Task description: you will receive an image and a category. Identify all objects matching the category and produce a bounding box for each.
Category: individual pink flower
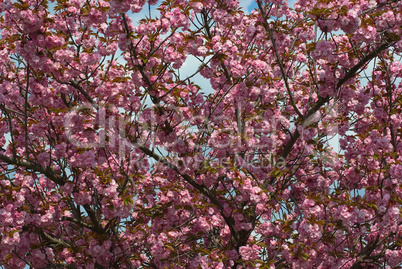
[340,9,361,34]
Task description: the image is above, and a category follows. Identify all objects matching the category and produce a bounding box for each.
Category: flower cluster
[0,0,401,268]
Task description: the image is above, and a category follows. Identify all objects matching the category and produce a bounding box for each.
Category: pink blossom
[340,9,361,34]
[0,1,400,268]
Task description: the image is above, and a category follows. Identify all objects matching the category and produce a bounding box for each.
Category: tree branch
[280,39,395,160]
[257,0,303,118]
[0,154,66,185]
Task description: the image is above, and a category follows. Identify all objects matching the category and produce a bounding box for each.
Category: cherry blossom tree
[0,0,401,268]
